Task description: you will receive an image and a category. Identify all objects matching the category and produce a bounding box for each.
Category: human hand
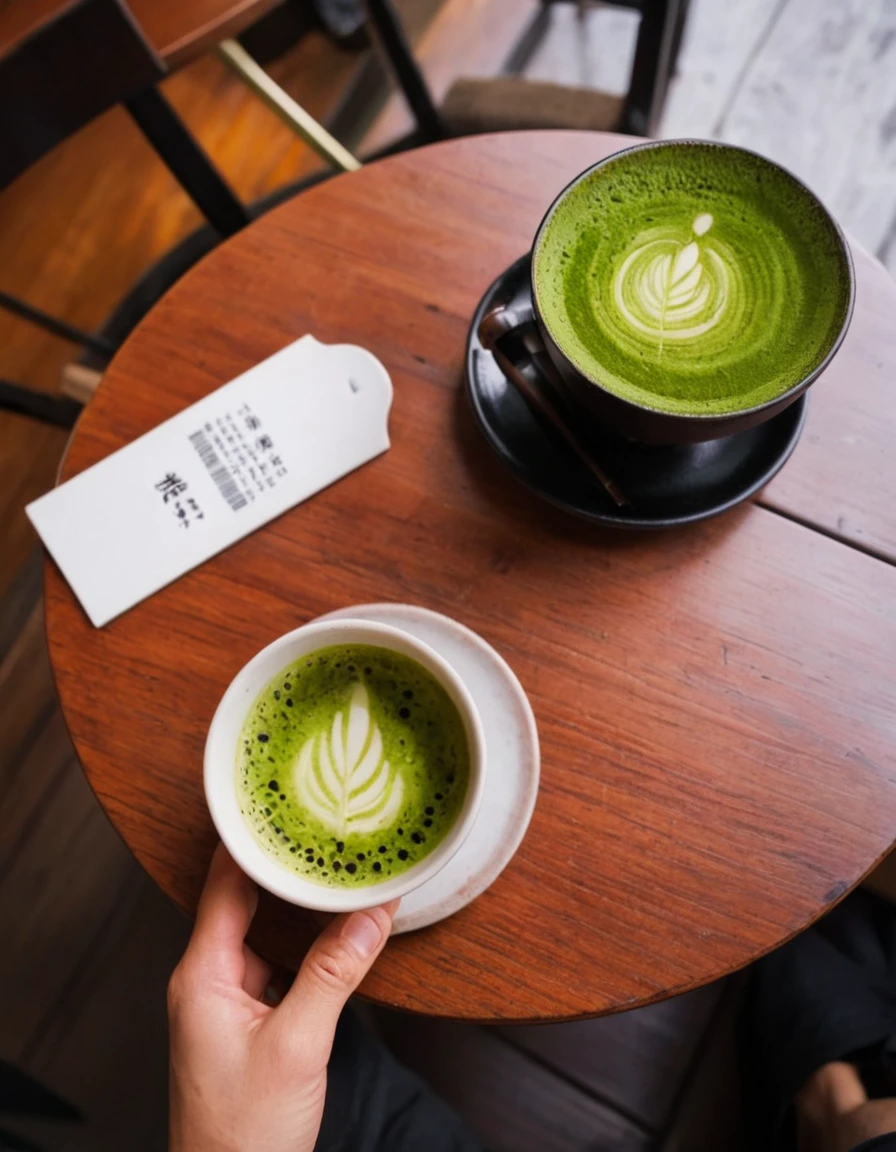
[168,844,398,1152]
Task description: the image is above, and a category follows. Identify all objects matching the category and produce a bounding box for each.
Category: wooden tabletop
[44,131,896,1022]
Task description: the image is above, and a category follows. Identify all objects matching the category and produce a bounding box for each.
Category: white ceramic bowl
[204,617,486,912]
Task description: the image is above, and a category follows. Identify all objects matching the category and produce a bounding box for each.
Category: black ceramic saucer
[465,255,807,529]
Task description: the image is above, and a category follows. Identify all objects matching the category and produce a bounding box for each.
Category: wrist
[170,1105,240,1152]
[170,1125,236,1152]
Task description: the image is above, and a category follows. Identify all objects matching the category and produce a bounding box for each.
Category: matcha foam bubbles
[237,644,470,888]
[533,142,852,416]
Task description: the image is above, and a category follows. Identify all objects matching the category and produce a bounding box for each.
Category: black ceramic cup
[486,140,855,446]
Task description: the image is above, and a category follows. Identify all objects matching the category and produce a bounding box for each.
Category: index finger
[183,843,258,983]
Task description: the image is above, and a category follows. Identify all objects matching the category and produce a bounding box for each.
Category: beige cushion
[441,75,624,136]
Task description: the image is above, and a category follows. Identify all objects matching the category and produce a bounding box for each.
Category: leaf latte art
[238,644,470,888]
[294,684,404,836]
[612,214,730,351]
[533,142,853,415]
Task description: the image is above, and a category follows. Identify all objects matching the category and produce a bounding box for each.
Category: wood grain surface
[0,0,283,68]
[0,6,362,600]
[0,0,75,56]
[760,240,896,560]
[129,0,283,68]
[44,132,896,1021]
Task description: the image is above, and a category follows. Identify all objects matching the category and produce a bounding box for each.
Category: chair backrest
[0,0,165,190]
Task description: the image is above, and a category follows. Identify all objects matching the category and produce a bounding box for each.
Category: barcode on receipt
[189,430,247,511]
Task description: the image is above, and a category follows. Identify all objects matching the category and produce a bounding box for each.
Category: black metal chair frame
[1,0,689,430]
[365,0,689,143]
[0,0,252,428]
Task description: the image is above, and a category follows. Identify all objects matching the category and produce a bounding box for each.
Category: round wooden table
[45,131,896,1023]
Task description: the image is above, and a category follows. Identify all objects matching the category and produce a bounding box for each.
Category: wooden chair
[0,0,260,427]
[366,0,689,144]
[0,0,371,426]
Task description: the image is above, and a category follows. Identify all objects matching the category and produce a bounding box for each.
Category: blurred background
[2,1,893,1147]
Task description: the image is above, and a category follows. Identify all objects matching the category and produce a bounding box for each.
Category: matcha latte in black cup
[204,619,486,913]
[519,139,854,444]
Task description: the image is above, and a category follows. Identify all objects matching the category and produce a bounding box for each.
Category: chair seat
[441,76,624,136]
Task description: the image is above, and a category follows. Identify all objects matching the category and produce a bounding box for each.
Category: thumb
[274,901,398,1058]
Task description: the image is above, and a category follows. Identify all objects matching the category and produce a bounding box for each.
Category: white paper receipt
[27,336,393,627]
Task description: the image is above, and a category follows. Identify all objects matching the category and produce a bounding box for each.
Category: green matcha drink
[237,644,470,888]
[533,142,852,416]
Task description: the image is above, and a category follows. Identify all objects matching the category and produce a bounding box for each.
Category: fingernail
[341,911,385,960]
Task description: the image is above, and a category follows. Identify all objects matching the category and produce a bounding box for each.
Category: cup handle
[478,305,629,509]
